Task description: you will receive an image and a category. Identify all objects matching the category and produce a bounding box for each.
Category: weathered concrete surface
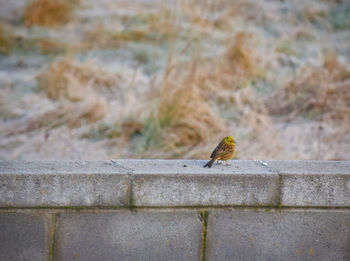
[55,210,203,261]
[0,160,132,175]
[281,174,350,207]
[0,160,130,207]
[207,209,350,261]
[266,160,350,175]
[113,159,273,175]
[133,174,279,207]
[1,160,350,207]
[116,159,280,207]
[0,160,349,261]
[0,212,50,261]
[266,161,350,207]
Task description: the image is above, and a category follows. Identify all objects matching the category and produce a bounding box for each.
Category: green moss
[128,179,136,210]
[49,214,57,261]
[200,211,208,261]
[277,173,283,209]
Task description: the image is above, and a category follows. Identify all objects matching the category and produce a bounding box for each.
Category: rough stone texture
[281,174,350,207]
[0,160,130,207]
[266,161,350,207]
[115,160,280,207]
[266,160,350,175]
[55,210,203,261]
[1,160,349,207]
[1,160,349,261]
[207,209,350,261]
[114,159,274,175]
[0,160,133,175]
[133,174,279,207]
[0,212,50,261]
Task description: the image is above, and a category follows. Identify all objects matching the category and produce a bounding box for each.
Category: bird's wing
[215,149,234,158]
[210,139,227,158]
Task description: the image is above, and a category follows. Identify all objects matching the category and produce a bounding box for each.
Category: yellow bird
[204,136,235,168]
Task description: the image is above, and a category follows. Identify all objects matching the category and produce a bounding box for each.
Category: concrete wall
[0,160,349,261]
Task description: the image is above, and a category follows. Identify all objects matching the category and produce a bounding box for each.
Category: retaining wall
[0,160,349,261]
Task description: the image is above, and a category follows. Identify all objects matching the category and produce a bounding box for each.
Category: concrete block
[113,159,275,175]
[0,160,132,175]
[133,174,279,207]
[0,160,131,207]
[207,209,350,261]
[125,160,279,207]
[281,174,350,207]
[266,161,350,207]
[55,210,202,261]
[0,212,50,261]
[265,160,350,175]
[1,160,350,208]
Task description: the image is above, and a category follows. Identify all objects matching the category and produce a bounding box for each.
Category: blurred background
[0,0,349,160]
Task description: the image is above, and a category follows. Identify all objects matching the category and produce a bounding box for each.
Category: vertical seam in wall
[257,161,283,208]
[200,210,208,261]
[278,171,283,208]
[48,213,57,261]
[272,165,283,209]
[128,175,135,209]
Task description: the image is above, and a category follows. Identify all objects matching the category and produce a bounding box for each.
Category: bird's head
[224,136,235,145]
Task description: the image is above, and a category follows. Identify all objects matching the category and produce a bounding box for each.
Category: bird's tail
[204,158,215,168]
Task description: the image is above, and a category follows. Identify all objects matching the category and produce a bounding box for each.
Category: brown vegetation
[148,31,261,150]
[37,58,116,101]
[36,38,67,54]
[0,25,13,54]
[23,0,80,28]
[267,52,350,123]
[157,62,227,147]
[6,97,107,137]
[193,32,261,95]
[1,0,349,160]
[27,58,119,131]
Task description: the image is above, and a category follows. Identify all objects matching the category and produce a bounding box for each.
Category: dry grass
[83,25,123,50]
[76,98,107,124]
[83,27,148,50]
[2,0,349,161]
[0,25,13,55]
[6,97,107,137]
[141,31,260,151]
[23,0,80,28]
[182,0,237,29]
[35,38,67,54]
[221,32,259,78]
[17,34,72,55]
[27,58,119,131]
[267,52,350,122]
[83,11,177,50]
[37,58,116,101]
[195,32,261,95]
[121,120,143,139]
[154,58,227,148]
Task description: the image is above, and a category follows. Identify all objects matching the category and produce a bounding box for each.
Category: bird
[203,136,235,168]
